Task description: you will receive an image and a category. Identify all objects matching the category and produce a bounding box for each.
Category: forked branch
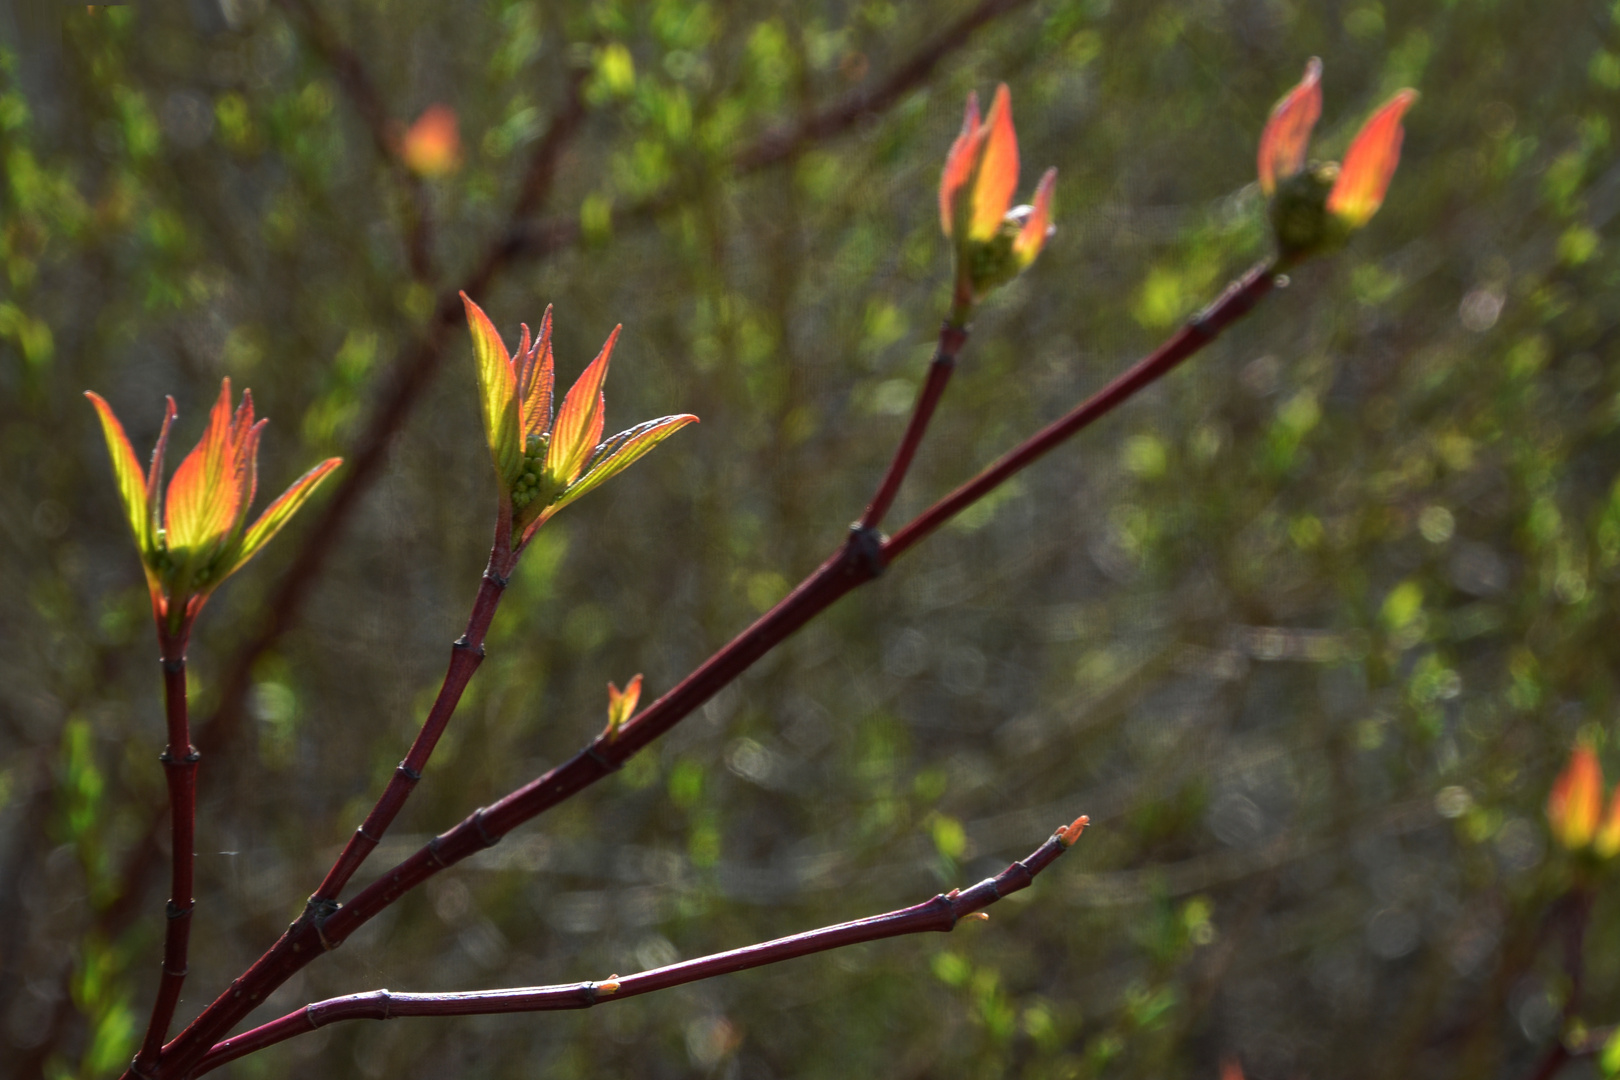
[153,260,1279,1077]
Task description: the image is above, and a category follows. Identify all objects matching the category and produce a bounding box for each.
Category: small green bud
[1269,163,1348,263]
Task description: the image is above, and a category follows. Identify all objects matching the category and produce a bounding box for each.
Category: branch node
[166,900,194,921]
[427,837,449,868]
[128,1055,158,1079]
[453,635,487,659]
[1184,309,1216,343]
[304,896,343,951]
[396,762,423,783]
[161,657,186,673]
[483,567,511,590]
[471,809,499,849]
[585,744,623,774]
[846,523,887,579]
[937,320,968,363]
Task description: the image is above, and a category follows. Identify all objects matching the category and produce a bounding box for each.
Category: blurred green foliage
[4,0,1620,1078]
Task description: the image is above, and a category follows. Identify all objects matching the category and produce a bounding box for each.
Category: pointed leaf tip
[531,413,697,532]
[940,90,984,237]
[1596,786,1620,859]
[1327,88,1417,229]
[1548,744,1603,850]
[166,379,250,554]
[969,83,1020,241]
[85,391,150,553]
[218,457,343,582]
[1057,814,1089,846]
[547,325,620,487]
[1258,57,1323,195]
[1013,167,1057,267]
[462,292,521,481]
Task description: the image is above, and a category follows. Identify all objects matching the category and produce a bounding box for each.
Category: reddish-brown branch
[151,263,1278,1077]
[312,532,516,904]
[884,260,1279,561]
[134,635,197,1074]
[196,819,1086,1074]
[860,322,969,531]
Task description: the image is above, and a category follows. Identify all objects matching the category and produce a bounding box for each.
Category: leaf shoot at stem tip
[460,293,698,553]
[85,381,341,644]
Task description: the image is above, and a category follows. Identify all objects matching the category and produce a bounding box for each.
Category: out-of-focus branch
[504,0,1040,260]
[270,0,436,279]
[195,818,1088,1074]
[734,0,1036,172]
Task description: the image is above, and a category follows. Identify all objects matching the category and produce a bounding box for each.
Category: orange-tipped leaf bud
[1548,744,1604,851]
[1326,89,1418,229]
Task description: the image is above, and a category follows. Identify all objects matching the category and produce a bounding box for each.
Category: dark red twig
[860,322,969,531]
[884,260,1279,561]
[196,818,1087,1073]
[133,631,197,1074]
[312,528,516,904]
[151,262,1278,1077]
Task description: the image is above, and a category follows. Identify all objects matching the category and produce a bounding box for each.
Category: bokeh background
[3,0,1620,1077]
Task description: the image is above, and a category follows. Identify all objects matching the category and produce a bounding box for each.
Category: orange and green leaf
[605,674,643,738]
[144,397,177,552]
[939,91,982,237]
[1012,167,1057,268]
[967,84,1018,242]
[219,457,343,580]
[400,104,462,178]
[461,292,522,483]
[1596,786,1620,859]
[1548,743,1604,850]
[85,391,151,552]
[546,325,619,487]
[536,413,698,528]
[166,380,262,555]
[1257,58,1322,196]
[1326,88,1417,229]
[515,306,555,444]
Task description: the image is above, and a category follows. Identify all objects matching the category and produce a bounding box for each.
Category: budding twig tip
[1057,814,1089,846]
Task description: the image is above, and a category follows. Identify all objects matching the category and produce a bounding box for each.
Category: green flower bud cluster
[963,215,1026,301]
[511,432,556,513]
[1269,163,1347,263]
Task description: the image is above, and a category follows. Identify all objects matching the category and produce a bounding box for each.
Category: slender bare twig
[883,261,1279,561]
[152,261,1280,1077]
[196,817,1088,1074]
[133,632,197,1074]
[860,322,969,531]
[311,523,516,905]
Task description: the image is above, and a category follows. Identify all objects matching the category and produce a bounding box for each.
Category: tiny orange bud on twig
[1056,814,1089,846]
